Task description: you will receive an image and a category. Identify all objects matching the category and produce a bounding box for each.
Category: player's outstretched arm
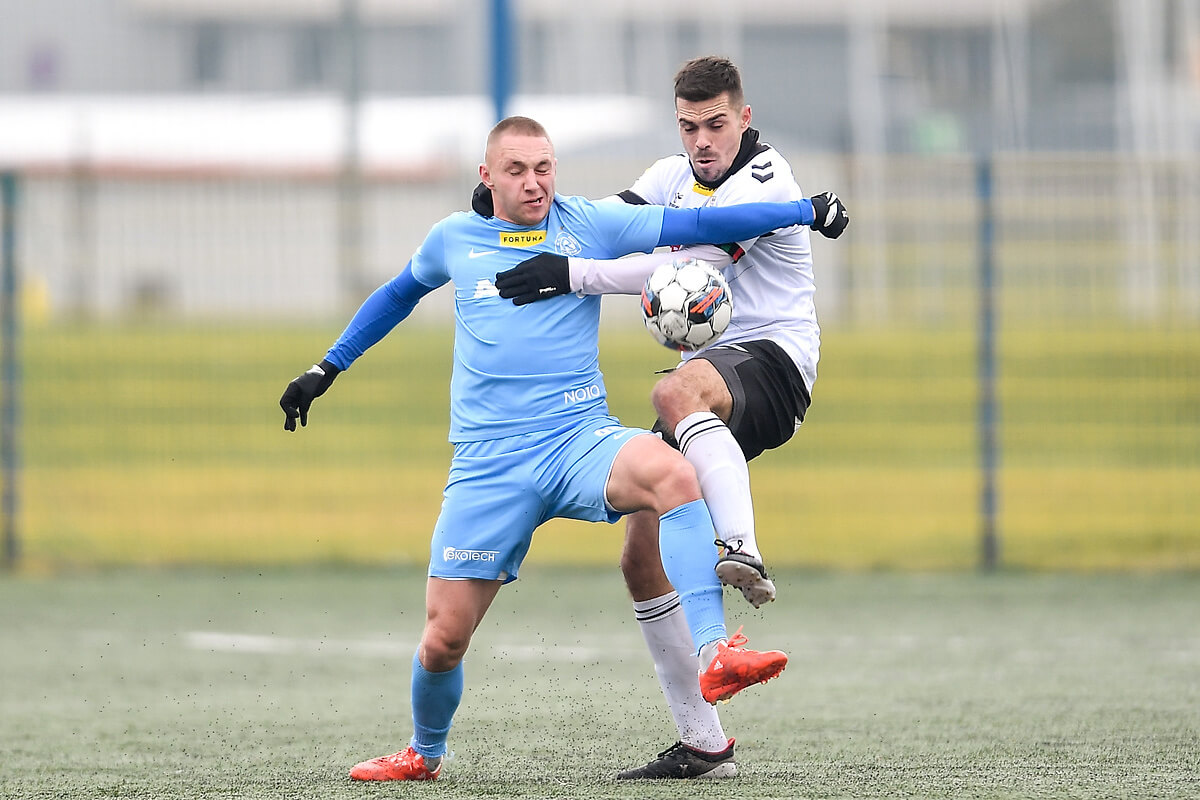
[495,196,816,306]
[657,198,814,246]
[472,180,848,239]
[279,263,439,431]
[494,193,845,305]
[494,245,732,305]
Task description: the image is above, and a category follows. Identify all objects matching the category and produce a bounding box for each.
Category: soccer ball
[640,257,733,351]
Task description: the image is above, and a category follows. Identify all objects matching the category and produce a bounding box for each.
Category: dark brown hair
[673,56,744,106]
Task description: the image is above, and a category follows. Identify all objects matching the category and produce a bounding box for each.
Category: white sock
[698,639,725,670]
[633,591,728,752]
[674,411,759,560]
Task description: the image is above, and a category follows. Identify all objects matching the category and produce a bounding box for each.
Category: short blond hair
[486,116,552,149]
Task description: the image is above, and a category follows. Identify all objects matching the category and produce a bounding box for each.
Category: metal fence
[2,153,1198,570]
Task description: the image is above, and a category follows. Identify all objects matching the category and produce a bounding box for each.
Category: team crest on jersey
[555,232,582,256]
[499,231,547,247]
[671,192,685,207]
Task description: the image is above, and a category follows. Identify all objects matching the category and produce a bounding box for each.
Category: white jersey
[628,142,820,391]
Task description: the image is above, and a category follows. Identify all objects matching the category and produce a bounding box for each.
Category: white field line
[184,631,413,657]
[184,631,639,662]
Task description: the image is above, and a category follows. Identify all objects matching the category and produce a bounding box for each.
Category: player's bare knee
[653,453,702,513]
[419,629,470,672]
[649,375,691,429]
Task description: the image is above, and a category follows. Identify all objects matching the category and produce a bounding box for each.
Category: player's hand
[809,191,849,239]
[280,359,340,431]
[495,253,571,305]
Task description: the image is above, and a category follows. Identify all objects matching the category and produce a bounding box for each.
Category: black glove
[280,359,340,431]
[809,191,849,239]
[494,253,571,305]
[471,181,494,217]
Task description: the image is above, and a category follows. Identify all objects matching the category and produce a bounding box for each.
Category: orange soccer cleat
[349,746,442,781]
[698,626,788,704]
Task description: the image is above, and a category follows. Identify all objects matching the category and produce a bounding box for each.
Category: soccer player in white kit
[279,115,836,782]
[492,57,848,779]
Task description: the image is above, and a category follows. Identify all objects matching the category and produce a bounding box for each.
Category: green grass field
[14,319,1200,571]
[2,567,1197,799]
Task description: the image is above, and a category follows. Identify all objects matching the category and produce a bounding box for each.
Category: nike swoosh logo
[469,249,499,259]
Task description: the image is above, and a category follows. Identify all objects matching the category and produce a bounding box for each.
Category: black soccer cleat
[616,739,737,780]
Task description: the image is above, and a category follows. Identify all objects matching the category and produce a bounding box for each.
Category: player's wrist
[795,199,815,227]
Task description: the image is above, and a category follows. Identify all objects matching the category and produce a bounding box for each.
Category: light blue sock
[658,499,727,652]
[409,650,463,759]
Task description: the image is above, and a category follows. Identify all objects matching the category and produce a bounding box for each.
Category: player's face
[675,93,752,185]
[480,134,557,227]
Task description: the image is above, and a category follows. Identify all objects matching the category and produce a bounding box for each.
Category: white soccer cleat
[714,539,776,608]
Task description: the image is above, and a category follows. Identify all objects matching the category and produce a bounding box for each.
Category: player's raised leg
[651,359,776,607]
[350,576,502,781]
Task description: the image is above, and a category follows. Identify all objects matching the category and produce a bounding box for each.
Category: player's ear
[479,164,492,190]
[741,104,752,129]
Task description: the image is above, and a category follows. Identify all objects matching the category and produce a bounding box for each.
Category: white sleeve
[568,244,732,295]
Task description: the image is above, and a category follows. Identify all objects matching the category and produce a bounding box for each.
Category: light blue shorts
[428,415,651,583]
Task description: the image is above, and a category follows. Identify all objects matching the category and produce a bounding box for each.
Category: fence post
[977,156,1000,572]
[1,172,19,570]
[490,0,513,122]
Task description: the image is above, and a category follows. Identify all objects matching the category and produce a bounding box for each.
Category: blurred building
[1,0,1197,321]
[1,0,1198,157]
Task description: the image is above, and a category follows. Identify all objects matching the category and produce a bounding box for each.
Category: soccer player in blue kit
[279,116,823,782]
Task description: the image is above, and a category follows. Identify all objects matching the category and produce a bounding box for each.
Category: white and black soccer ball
[640,257,733,351]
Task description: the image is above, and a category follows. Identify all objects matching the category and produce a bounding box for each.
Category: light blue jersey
[408,195,664,442]
[317,189,814,583]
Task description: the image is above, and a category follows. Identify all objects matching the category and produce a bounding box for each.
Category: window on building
[294,25,331,89]
[193,22,226,87]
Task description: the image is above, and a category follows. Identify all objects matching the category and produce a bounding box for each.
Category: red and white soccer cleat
[349,746,441,781]
[698,626,788,704]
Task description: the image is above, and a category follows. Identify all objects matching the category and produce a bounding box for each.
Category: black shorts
[652,339,811,461]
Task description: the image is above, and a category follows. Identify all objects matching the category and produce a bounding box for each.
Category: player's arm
[566,244,731,296]
[493,197,814,305]
[279,264,439,431]
[565,189,846,296]
[611,187,846,239]
[494,194,848,305]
